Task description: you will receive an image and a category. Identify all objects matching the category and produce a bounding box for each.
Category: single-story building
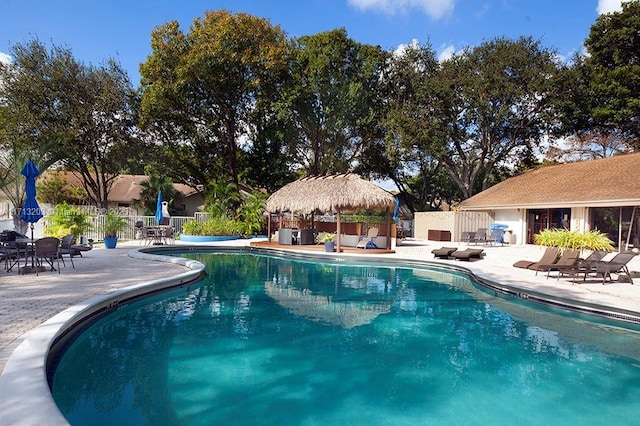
[457,152,640,248]
[0,172,205,218]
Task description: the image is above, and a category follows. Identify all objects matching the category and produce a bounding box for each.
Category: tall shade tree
[138,10,291,188]
[285,28,388,176]
[432,37,559,199]
[581,0,640,147]
[0,39,138,209]
[369,42,456,211]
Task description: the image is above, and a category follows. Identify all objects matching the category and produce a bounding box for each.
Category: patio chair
[58,234,76,269]
[162,226,175,244]
[534,248,581,277]
[34,237,61,275]
[489,228,505,246]
[513,247,560,270]
[586,252,637,284]
[459,232,475,243]
[550,250,609,280]
[431,247,458,259]
[451,248,484,261]
[470,228,488,245]
[356,227,379,249]
[2,241,24,273]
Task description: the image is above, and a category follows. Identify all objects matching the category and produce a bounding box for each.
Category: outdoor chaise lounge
[451,248,484,261]
[356,227,379,249]
[565,252,637,284]
[513,246,560,270]
[460,228,488,245]
[535,248,581,277]
[431,247,458,259]
[547,250,609,280]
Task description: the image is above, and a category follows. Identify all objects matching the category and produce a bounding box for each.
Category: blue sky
[0,0,630,86]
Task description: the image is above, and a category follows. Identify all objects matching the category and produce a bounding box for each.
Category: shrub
[182,217,244,236]
[534,229,614,252]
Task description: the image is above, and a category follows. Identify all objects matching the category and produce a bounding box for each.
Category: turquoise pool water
[51,251,640,425]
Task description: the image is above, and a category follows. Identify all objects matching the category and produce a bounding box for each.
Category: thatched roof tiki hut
[266,174,397,252]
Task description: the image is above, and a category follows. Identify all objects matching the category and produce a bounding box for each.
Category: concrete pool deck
[1,238,640,424]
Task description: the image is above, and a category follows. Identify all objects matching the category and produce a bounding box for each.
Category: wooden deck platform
[249,240,395,255]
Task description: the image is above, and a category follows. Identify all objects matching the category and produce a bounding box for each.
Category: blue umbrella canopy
[155,191,163,224]
[20,159,43,225]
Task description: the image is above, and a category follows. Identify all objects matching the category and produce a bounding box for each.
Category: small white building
[456,153,640,248]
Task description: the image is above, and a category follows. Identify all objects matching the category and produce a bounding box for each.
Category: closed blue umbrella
[20,159,43,240]
[155,191,163,224]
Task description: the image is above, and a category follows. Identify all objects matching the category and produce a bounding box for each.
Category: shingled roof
[460,152,640,210]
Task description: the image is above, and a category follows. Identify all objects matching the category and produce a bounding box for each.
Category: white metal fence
[78,215,194,242]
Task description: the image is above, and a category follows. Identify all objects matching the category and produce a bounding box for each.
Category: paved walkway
[2,239,640,375]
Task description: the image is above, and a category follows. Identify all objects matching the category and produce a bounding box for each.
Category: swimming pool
[50,250,640,425]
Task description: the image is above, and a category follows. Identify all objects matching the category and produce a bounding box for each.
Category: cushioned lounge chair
[431,247,458,259]
[513,247,560,270]
[451,248,484,261]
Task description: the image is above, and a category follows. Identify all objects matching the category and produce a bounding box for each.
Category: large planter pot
[324,241,335,252]
[179,234,241,243]
[103,237,118,249]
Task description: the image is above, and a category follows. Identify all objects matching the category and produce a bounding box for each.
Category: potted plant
[318,232,335,252]
[101,211,130,249]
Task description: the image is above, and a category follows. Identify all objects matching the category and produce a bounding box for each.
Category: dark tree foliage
[284,28,388,176]
[0,39,138,208]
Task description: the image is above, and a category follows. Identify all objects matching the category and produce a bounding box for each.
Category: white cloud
[348,0,455,20]
[0,51,11,65]
[393,38,420,57]
[437,44,456,62]
[596,0,630,14]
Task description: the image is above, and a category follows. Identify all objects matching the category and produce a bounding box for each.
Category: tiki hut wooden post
[266,174,396,250]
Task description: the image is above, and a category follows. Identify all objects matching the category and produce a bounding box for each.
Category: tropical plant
[45,202,93,240]
[533,229,614,253]
[238,191,267,236]
[101,211,130,238]
[317,232,335,243]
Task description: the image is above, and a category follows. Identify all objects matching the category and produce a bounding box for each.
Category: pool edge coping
[0,247,205,426]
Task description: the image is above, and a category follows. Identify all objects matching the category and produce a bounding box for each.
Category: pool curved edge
[0,248,205,426]
[2,245,639,426]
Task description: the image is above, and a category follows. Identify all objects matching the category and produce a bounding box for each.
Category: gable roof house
[458,153,640,247]
[0,171,205,218]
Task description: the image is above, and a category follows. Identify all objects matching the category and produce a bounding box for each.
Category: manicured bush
[182,216,244,236]
[534,229,614,252]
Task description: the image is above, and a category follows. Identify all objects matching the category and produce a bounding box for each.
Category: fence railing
[73,215,194,242]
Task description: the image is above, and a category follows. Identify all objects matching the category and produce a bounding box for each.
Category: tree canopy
[138,10,291,191]
[1,7,639,216]
[0,39,138,209]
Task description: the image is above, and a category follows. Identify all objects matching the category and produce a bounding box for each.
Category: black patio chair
[34,237,61,275]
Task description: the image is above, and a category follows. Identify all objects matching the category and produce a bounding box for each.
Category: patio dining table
[13,237,43,274]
